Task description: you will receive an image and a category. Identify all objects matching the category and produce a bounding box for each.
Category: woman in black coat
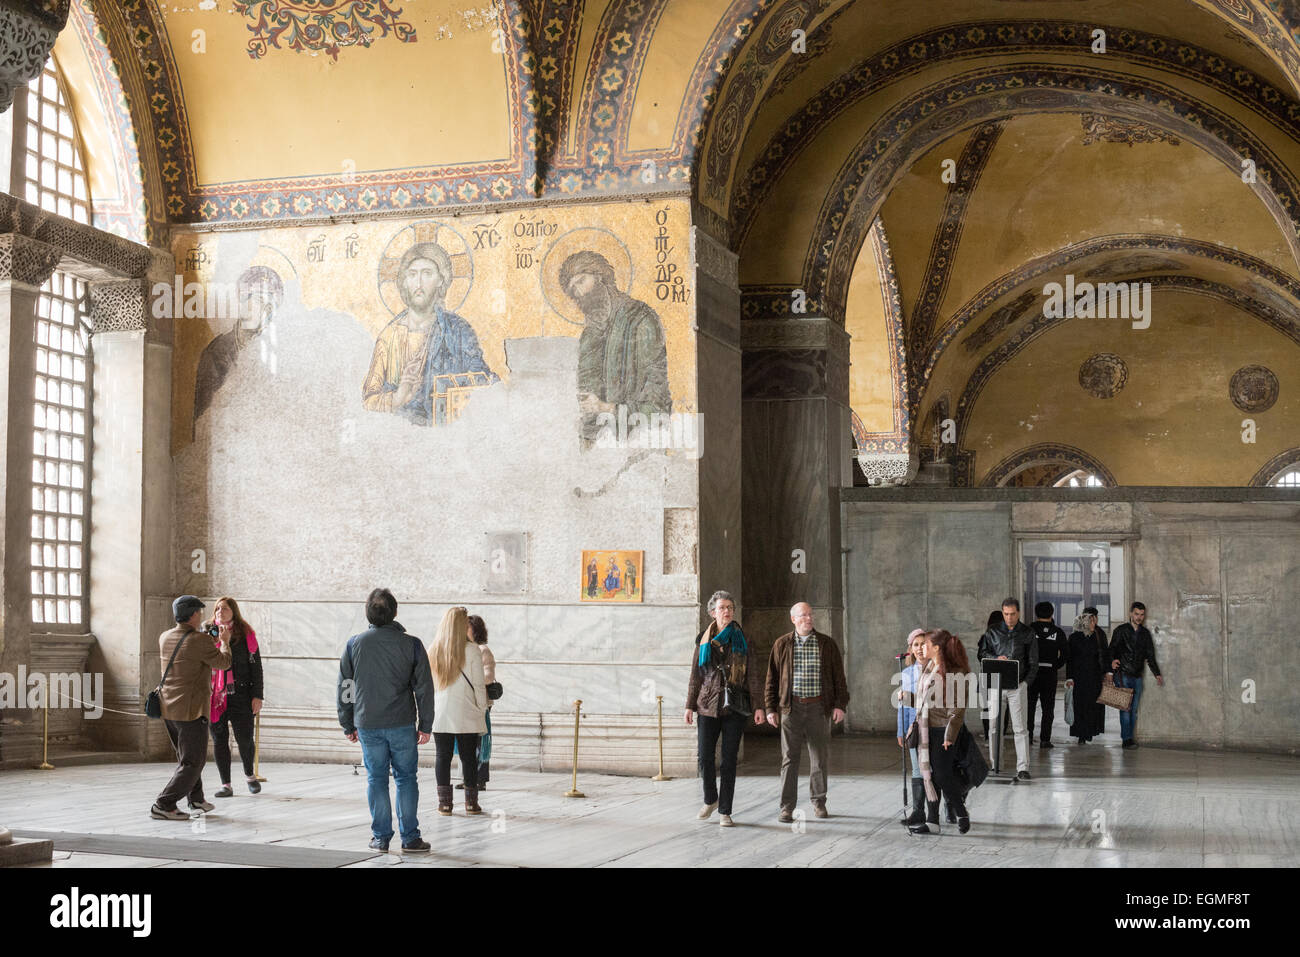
[1066,607,1108,743]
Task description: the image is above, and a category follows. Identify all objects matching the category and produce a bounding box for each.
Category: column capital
[0,1,69,112]
[0,233,62,288]
[87,278,148,334]
[691,226,737,290]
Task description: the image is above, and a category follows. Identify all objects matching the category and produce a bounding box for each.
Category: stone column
[85,254,174,757]
[740,316,851,670]
[0,233,62,768]
[692,227,742,619]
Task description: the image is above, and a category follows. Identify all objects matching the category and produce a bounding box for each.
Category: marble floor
[2,735,1296,867]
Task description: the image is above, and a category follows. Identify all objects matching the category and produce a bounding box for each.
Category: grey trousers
[779,699,831,809]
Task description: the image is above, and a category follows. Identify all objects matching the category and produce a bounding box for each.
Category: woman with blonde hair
[429,606,487,816]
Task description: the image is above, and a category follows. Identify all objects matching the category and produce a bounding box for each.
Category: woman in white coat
[429,606,487,815]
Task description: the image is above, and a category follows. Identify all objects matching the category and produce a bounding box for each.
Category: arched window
[15,58,94,628]
[19,59,92,223]
[1056,469,1106,488]
[1272,469,1300,488]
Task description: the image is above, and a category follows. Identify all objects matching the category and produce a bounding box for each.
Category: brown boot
[464,788,482,815]
[437,785,454,816]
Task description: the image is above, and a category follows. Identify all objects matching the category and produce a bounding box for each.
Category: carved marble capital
[857,450,918,487]
[0,1,70,113]
[87,278,147,333]
[0,233,63,287]
[692,226,738,290]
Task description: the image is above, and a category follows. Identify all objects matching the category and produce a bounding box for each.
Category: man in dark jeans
[153,595,231,821]
[1027,602,1068,749]
[338,588,436,853]
[1109,601,1164,748]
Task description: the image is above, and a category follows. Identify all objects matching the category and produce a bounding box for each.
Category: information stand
[981,657,1020,779]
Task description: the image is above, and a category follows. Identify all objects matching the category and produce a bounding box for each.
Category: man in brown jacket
[764,603,849,822]
[151,595,231,821]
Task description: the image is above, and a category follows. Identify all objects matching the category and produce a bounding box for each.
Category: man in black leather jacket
[1108,601,1164,749]
[1027,602,1068,749]
[977,598,1038,780]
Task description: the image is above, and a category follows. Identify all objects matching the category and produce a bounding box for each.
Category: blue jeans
[358,726,420,846]
[908,746,921,779]
[1116,673,1144,741]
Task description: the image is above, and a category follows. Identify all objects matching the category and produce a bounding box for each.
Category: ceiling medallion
[1229,365,1279,413]
[1078,353,1128,399]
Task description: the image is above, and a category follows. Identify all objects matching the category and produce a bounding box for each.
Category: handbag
[145,631,189,718]
[1064,684,1075,726]
[903,718,919,749]
[721,676,751,715]
[486,682,503,700]
[1098,675,1133,711]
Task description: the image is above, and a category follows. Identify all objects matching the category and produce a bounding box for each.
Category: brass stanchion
[563,699,585,798]
[252,711,267,782]
[37,685,54,770]
[651,695,671,781]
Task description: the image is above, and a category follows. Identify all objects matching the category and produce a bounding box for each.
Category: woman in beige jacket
[429,606,487,815]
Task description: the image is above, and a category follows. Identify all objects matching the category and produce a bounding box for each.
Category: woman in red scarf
[206,596,264,797]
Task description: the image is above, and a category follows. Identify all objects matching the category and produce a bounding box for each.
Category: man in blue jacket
[338,588,436,853]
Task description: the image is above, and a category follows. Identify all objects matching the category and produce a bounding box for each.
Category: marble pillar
[85,263,174,756]
[740,316,851,687]
[0,233,62,768]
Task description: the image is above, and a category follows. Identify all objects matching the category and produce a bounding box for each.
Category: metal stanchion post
[651,695,671,781]
[252,712,267,782]
[37,689,54,770]
[563,699,585,798]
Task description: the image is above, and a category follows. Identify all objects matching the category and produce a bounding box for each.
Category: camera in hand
[206,624,220,637]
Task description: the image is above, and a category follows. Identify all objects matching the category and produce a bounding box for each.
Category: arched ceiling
[64,0,1300,230]
[47,0,1300,484]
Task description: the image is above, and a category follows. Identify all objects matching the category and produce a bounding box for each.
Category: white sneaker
[697,802,718,820]
[719,814,735,827]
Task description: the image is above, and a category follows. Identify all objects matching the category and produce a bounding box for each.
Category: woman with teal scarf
[685,590,766,827]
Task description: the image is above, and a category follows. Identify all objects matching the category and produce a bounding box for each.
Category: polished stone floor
[2,734,1295,867]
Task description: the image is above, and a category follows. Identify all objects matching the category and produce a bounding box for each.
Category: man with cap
[152,595,231,821]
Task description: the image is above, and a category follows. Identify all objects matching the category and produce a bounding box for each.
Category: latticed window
[19,58,94,628]
[1036,559,1083,595]
[21,59,92,223]
[31,271,91,627]
[1272,469,1300,488]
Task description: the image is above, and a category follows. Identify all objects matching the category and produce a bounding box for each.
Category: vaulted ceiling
[49,0,1300,483]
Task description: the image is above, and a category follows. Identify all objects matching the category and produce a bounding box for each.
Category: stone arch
[983,444,1116,487]
[791,67,1300,322]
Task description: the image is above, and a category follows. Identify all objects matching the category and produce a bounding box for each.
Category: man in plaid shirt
[764,603,850,822]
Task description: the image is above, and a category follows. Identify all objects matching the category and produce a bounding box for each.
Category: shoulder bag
[145,632,189,718]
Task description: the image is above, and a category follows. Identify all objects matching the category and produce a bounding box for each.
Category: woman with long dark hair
[205,596,264,797]
[910,629,973,835]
